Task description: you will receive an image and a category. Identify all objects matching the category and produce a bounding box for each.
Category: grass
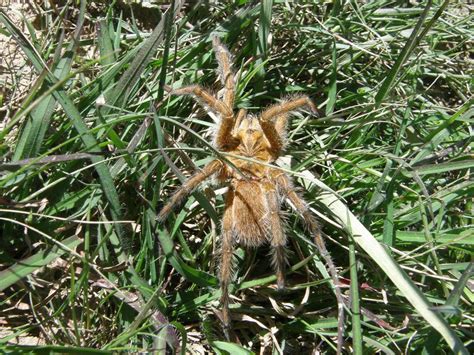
[0,0,472,353]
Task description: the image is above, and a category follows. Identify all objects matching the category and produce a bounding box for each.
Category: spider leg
[220,188,235,337]
[212,37,242,150]
[170,85,231,118]
[266,188,287,290]
[171,84,238,150]
[214,108,246,151]
[232,108,246,134]
[215,108,241,151]
[156,160,222,222]
[260,96,317,123]
[212,36,235,109]
[274,172,345,354]
[259,96,317,157]
[169,83,239,149]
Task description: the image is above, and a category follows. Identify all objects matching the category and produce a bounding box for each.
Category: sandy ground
[0,1,36,132]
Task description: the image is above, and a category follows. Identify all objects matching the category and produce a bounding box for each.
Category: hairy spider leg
[156,160,222,222]
[264,181,288,290]
[259,96,317,157]
[215,106,239,151]
[212,36,242,150]
[170,85,230,118]
[232,108,247,135]
[220,188,236,337]
[212,36,235,109]
[274,172,345,354]
[220,179,286,332]
[260,95,317,123]
[170,84,238,150]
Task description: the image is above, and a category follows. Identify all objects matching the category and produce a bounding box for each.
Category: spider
[157,37,344,350]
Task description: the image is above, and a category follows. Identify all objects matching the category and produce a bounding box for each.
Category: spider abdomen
[230,179,282,247]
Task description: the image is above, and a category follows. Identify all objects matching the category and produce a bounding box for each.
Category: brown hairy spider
[157,37,344,350]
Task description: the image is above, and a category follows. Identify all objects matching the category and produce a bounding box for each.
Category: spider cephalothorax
[157,37,344,350]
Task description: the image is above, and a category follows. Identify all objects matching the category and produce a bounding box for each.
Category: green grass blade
[0,8,128,256]
[422,262,474,353]
[212,341,254,355]
[326,40,337,115]
[413,159,474,175]
[258,0,273,59]
[349,238,363,354]
[315,182,468,354]
[110,1,177,176]
[1,345,110,354]
[253,0,272,96]
[101,1,183,115]
[12,71,55,160]
[98,19,116,66]
[423,98,473,145]
[382,107,410,246]
[0,235,81,291]
[151,211,218,287]
[411,98,473,165]
[394,181,473,226]
[374,0,432,107]
[386,230,473,245]
[12,2,86,160]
